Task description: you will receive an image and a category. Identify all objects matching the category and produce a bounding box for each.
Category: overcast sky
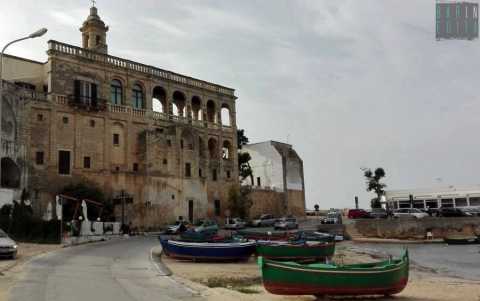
[1,1,479,209]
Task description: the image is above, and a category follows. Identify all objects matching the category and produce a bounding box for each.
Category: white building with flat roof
[385,185,480,210]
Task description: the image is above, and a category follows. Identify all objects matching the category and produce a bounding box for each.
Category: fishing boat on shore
[443,235,479,245]
[256,241,335,261]
[159,236,256,261]
[258,249,409,296]
[235,229,296,241]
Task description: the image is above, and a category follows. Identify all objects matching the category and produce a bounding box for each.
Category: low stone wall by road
[353,217,480,239]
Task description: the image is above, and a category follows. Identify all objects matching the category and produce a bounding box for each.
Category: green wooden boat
[256,241,335,261]
[258,249,409,296]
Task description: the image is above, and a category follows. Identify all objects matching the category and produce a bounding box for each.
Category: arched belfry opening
[80,4,109,54]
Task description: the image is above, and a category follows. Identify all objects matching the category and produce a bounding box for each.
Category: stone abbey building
[1,6,238,227]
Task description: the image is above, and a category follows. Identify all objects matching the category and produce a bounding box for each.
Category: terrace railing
[48,40,235,97]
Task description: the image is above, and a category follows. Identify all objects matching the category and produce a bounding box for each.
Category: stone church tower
[80,5,109,54]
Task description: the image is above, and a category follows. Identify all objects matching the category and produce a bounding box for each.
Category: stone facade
[2,6,238,228]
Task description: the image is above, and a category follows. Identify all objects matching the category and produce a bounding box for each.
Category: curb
[149,246,172,276]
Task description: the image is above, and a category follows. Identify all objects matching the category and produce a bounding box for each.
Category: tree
[60,181,107,221]
[237,129,254,183]
[362,167,387,209]
[227,185,253,219]
[237,129,249,150]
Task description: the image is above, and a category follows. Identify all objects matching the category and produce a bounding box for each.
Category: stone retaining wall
[353,217,480,239]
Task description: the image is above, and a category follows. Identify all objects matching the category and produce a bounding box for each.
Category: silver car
[224,218,247,230]
[0,229,17,259]
[274,217,298,230]
[251,214,276,227]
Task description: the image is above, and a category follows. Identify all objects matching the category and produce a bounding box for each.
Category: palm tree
[362,167,387,208]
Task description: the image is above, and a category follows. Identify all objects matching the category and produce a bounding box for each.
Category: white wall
[2,55,46,90]
[243,142,284,190]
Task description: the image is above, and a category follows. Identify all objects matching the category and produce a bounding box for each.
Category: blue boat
[159,237,256,261]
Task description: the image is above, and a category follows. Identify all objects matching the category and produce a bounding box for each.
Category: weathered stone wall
[353,217,480,239]
[287,189,306,216]
[249,189,285,218]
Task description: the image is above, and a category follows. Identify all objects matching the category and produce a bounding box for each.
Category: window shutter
[74,80,81,103]
[91,83,98,107]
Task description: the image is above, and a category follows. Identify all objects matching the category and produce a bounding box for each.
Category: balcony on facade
[53,94,233,131]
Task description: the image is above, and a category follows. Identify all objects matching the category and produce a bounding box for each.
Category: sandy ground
[0,243,62,301]
[162,243,480,301]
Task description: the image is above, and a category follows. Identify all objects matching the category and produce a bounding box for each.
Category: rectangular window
[63,116,69,124]
[226,171,231,178]
[35,151,44,165]
[469,197,480,206]
[425,199,438,209]
[58,150,71,175]
[456,5,461,17]
[212,169,217,181]
[180,140,184,149]
[257,177,261,186]
[199,168,202,177]
[455,198,468,207]
[185,163,191,177]
[163,159,167,165]
[90,120,95,127]
[167,139,171,147]
[83,156,91,169]
[214,200,221,217]
[113,133,120,146]
[133,163,139,172]
[37,114,43,122]
[74,80,97,105]
[441,198,454,208]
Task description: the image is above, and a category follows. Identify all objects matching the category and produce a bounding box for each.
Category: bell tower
[80,3,109,54]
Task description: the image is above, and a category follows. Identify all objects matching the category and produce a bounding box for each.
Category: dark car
[437,207,472,217]
[369,208,388,219]
[347,209,371,219]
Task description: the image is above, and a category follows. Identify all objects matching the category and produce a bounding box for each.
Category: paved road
[9,236,204,301]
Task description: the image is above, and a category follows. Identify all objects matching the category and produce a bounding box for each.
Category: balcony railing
[54,94,233,130]
[48,40,235,97]
[67,95,107,111]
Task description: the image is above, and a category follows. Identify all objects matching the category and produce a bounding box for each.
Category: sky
[1,0,480,209]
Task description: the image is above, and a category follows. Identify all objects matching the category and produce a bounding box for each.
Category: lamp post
[0,28,47,184]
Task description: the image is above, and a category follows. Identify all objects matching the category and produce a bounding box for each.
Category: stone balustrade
[48,40,235,97]
[50,94,233,130]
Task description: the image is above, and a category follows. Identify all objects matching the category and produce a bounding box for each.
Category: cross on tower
[91,0,96,7]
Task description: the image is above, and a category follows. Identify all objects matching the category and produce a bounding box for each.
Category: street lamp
[0,28,47,184]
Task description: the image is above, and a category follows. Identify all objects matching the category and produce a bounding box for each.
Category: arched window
[207,100,216,123]
[222,140,232,160]
[132,84,144,109]
[111,79,123,105]
[152,86,167,113]
[221,104,231,126]
[172,91,186,116]
[208,138,218,159]
[191,96,202,120]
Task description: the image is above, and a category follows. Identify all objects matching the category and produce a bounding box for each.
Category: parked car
[251,214,277,227]
[369,208,388,219]
[193,219,219,234]
[393,208,429,219]
[437,207,472,217]
[347,209,371,219]
[321,213,341,224]
[274,217,298,230]
[459,207,480,217]
[164,220,189,234]
[0,229,17,259]
[224,218,247,230]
